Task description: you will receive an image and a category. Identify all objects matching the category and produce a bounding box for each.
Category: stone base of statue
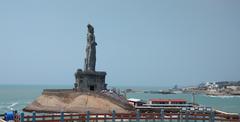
[74,69,107,92]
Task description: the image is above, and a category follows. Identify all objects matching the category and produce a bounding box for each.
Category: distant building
[199,82,219,91]
[216,81,240,88]
[128,98,145,107]
[226,86,240,91]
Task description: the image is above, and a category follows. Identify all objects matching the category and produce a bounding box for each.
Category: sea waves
[0,102,19,114]
[7,102,18,111]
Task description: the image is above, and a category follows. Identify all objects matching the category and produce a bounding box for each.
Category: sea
[0,85,240,114]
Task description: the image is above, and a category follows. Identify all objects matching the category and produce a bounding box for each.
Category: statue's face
[87,24,94,33]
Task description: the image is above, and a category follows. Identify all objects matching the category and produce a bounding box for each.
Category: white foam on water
[7,102,18,111]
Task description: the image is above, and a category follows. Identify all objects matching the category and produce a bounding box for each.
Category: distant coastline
[123,81,240,97]
[182,81,240,96]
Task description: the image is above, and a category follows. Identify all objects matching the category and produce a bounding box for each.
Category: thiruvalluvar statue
[84,24,97,71]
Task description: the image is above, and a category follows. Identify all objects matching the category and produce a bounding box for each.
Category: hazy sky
[0,0,240,87]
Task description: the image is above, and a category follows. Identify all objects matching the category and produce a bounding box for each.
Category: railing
[18,110,240,122]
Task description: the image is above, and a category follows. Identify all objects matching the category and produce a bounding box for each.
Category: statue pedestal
[74,69,107,92]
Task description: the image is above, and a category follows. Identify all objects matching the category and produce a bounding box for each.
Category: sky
[0,0,240,87]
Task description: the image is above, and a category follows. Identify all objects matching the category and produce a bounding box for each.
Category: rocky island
[23,24,134,113]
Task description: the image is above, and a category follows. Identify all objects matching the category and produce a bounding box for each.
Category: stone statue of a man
[84,24,97,71]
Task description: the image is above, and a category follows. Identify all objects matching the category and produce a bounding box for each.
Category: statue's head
[87,24,94,33]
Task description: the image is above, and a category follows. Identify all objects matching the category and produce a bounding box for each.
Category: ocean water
[0,85,240,114]
[0,85,72,114]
